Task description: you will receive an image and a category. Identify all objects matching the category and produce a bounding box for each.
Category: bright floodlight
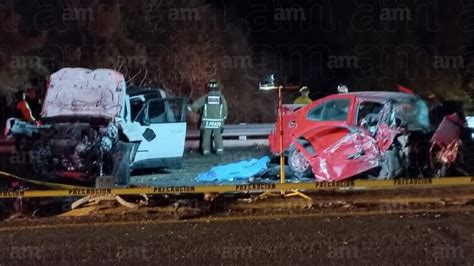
[337,84,349,93]
[259,74,277,90]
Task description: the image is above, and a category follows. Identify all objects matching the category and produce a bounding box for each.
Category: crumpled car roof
[41,68,126,119]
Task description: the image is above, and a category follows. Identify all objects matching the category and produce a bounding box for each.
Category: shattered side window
[392,98,431,130]
[357,101,384,125]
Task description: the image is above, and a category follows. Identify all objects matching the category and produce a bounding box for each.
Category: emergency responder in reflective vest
[293,86,312,105]
[188,80,228,155]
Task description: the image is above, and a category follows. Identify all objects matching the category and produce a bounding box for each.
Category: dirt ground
[0,210,472,265]
[0,186,471,265]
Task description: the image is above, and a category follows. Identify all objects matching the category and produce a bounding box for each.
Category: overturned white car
[6,68,187,186]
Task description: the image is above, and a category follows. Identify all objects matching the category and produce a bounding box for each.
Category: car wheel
[288,142,314,178]
[111,141,132,186]
[30,141,55,180]
[15,136,28,152]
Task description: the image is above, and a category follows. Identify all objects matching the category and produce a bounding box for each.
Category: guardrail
[185,123,274,148]
[0,124,275,154]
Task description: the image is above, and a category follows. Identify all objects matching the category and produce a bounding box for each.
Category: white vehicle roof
[42,68,126,119]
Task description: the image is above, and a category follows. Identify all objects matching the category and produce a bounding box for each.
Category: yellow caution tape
[0,171,90,190]
[0,176,472,198]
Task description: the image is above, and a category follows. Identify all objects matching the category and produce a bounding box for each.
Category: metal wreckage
[269,91,469,181]
[3,67,470,187]
[5,68,187,186]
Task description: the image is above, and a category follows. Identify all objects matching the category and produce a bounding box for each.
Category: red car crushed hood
[306,124,405,181]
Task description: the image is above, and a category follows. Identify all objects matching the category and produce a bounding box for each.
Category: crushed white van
[6,68,187,186]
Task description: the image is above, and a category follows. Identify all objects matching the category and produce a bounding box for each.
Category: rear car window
[307,105,323,121]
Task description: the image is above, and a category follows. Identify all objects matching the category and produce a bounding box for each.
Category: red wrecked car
[268,91,465,181]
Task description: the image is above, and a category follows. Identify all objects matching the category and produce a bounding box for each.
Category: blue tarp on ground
[196,156,271,182]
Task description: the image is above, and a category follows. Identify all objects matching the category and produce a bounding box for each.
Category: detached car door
[133,98,187,165]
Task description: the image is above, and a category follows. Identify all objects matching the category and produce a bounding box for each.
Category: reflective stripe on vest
[204,95,222,120]
[202,118,223,129]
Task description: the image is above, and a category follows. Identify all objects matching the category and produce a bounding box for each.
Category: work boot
[215,149,224,156]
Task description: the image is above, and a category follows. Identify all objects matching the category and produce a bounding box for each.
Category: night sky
[214,0,473,95]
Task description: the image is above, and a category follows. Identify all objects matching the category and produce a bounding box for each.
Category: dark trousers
[201,128,223,154]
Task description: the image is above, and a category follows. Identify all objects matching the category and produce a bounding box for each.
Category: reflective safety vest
[202,95,224,129]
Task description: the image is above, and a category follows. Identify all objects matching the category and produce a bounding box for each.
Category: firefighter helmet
[207,80,219,91]
[299,86,309,93]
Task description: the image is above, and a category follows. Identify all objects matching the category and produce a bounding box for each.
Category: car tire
[15,136,27,152]
[111,141,132,186]
[287,142,314,178]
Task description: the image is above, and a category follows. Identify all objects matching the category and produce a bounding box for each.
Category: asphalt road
[0,211,472,265]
